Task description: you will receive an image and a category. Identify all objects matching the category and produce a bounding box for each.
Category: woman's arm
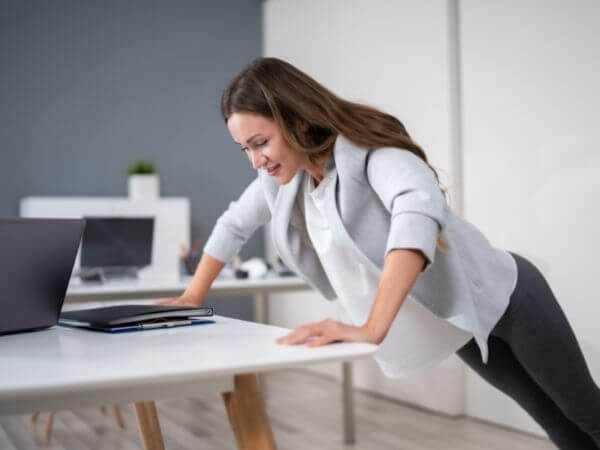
[362,248,425,343]
[158,176,271,307]
[366,148,447,273]
[279,149,443,346]
[157,252,225,306]
[276,248,425,346]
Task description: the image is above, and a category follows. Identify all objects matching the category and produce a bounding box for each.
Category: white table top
[0,315,376,415]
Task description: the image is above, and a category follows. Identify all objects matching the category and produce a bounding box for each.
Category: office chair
[30,405,125,442]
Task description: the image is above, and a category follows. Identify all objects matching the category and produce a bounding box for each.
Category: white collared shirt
[302,168,473,378]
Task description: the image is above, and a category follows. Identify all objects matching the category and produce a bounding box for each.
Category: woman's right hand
[154,253,224,308]
[155,296,202,307]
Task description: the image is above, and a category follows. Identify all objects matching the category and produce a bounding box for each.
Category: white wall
[263,0,600,437]
[460,0,600,435]
[263,0,467,416]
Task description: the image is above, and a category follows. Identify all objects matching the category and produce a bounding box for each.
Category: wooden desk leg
[222,391,244,449]
[133,402,165,450]
[222,373,276,450]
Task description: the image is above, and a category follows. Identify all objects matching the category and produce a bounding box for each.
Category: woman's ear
[296,118,310,133]
[291,118,311,148]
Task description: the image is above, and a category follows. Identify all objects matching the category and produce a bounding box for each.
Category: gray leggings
[456,251,600,449]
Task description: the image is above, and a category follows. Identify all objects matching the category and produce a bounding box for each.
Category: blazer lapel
[271,170,336,299]
[270,137,381,298]
[271,171,304,274]
[322,136,382,275]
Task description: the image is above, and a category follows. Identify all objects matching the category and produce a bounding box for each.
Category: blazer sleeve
[203,176,271,263]
[366,148,447,272]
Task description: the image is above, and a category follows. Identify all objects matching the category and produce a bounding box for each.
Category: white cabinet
[20,197,190,282]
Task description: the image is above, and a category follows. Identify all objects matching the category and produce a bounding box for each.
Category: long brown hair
[221,57,449,252]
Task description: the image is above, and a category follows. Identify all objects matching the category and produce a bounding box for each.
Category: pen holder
[181,254,200,275]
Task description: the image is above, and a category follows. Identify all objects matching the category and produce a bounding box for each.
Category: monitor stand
[79,266,140,283]
[101,266,140,280]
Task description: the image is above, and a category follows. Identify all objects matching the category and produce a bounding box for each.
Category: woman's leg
[457,337,598,449]
[491,252,600,447]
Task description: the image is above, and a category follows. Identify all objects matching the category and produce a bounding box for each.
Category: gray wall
[0,0,263,320]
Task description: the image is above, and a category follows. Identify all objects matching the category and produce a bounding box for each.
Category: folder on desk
[59,305,215,333]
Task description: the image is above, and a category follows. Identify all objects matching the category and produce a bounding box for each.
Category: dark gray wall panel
[0,0,264,320]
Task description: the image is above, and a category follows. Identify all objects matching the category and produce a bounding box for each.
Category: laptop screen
[0,218,85,334]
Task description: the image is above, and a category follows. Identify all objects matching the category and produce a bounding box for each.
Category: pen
[141,320,192,329]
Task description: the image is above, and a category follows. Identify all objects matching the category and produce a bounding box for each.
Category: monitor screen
[81,217,154,268]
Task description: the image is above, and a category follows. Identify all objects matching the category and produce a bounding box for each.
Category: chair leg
[44,412,56,443]
[30,404,126,444]
[29,412,40,441]
[113,405,126,429]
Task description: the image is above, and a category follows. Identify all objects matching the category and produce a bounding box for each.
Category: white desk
[0,315,376,449]
[65,275,359,444]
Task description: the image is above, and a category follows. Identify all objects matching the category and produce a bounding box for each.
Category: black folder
[59,304,214,333]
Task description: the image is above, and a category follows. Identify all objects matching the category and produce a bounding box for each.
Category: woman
[161,57,599,448]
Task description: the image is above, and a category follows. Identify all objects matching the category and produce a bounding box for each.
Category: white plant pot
[128,174,160,200]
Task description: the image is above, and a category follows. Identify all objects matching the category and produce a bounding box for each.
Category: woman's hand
[276,318,380,347]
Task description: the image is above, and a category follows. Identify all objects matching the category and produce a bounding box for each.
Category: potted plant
[126,159,160,200]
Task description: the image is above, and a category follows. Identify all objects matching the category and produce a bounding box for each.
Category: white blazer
[204,135,517,363]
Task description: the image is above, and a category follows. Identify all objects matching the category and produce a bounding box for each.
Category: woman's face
[227,112,308,185]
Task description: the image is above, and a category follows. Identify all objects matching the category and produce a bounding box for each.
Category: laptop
[0,218,85,335]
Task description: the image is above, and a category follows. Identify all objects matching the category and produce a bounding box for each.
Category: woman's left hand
[275,318,379,347]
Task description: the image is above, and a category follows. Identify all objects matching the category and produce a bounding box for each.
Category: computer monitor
[80,217,154,276]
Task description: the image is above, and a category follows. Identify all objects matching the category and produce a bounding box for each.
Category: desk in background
[66,275,309,326]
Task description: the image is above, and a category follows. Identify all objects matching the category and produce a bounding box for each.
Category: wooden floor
[0,369,555,449]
